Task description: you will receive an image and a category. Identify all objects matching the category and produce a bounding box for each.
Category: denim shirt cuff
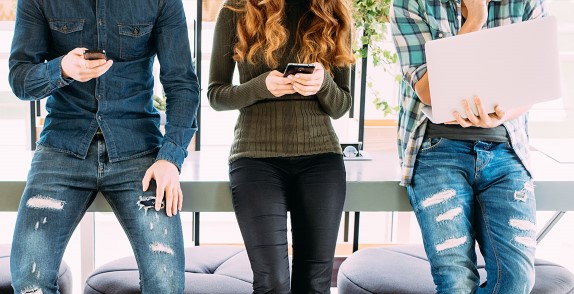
[156,140,187,172]
[49,56,74,88]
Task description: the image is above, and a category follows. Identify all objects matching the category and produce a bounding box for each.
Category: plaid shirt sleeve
[391,0,432,94]
[523,0,547,21]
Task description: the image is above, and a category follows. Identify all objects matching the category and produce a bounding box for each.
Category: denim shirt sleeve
[8,0,74,101]
[153,0,200,171]
[391,0,432,94]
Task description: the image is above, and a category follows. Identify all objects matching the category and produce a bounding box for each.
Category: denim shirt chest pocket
[48,19,85,55]
[118,23,154,60]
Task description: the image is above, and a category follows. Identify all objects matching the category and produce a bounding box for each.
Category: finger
[462,100,480,125]
[271,86,297,96]
[165,186,173,217]
[293,84,319,96]
[311,62,325,78]
[70,47,88,56]
[271,84,295,91]
[78,60,113,81]
[142,169,153,191]
[289,76,319,86]
[155,182,165,212]
[473,96,489,121]
[474,97,494,126]
[274,76,294,85]
[269,70,285,77]
[296,91,316,97]
[294,83,320,92]
[453,112,472,128]
[294,73,314,81]
[85,59,108,69]
[172,187,179,216]
[92,60,113,77]
[178,186,183,211]
[494,105,505,119]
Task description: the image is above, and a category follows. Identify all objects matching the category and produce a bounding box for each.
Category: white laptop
[423,16,561,124]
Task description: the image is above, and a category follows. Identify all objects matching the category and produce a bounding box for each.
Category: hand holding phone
[61,48,113,82]
[83,49,107,60]
[283,63,316,77]
[287,62,325,96]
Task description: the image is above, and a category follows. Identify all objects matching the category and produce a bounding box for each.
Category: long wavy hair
[228,0,355,72]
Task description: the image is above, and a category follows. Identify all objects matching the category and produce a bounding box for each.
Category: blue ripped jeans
[407,138,536,294]
[11,134,184,294]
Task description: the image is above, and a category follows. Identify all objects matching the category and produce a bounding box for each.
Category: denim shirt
[9,0,200,171]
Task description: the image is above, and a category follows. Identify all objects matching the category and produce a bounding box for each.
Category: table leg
[80,212,95,285]
[343,211,349,242]
[536,211,566,244]
[194,212,200,246]
[353,212,360,252]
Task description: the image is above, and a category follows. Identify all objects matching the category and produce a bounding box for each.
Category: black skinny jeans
[229,153,346,294]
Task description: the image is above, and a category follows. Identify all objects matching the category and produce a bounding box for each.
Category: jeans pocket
[48,18,85,55]
[420,137,443,152]
[118,23,153,60]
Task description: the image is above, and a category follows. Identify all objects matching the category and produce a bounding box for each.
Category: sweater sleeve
[207,6,274,111]
[315,65,352,119]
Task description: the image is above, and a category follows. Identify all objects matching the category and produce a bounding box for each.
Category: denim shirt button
[97,115,102,120]
[96,95,102,100]
[133,28,139,35]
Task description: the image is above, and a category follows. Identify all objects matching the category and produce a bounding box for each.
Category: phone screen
[283,63,315,77]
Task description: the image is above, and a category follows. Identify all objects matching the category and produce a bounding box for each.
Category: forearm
[315,69,352,119]
[9,57,73,101]
[414,72,431,105]
[9,0,72,101]
[155,0,200,170]
[157,76,200,170]
[414,12,485,105]
[208,72,273,111]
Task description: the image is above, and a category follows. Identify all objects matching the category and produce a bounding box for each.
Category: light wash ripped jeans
[11,134,184,294]
[407,138,536,294]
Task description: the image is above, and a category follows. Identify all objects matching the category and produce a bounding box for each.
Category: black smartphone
[283,63,315,77]
[83,49,107,60]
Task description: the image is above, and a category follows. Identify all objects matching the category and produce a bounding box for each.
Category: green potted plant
[352,0,401,120]
[153,93,166,125]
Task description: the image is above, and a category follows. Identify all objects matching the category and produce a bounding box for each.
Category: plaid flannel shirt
[391,0,546,186]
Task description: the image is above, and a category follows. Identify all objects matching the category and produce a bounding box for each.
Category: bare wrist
[460,17,485,33]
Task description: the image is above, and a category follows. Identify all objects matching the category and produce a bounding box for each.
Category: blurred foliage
[352,0,402,117]
[153,93,166,111]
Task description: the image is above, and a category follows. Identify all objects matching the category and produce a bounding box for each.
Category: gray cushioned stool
[84,246,253,294]
[337,245,574,294]
[0,244,73,294]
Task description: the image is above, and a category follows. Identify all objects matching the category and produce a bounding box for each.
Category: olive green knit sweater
[207,0,352,163]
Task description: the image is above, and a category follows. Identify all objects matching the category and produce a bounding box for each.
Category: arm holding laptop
[391,0,547,292]
[414,0,529,128]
